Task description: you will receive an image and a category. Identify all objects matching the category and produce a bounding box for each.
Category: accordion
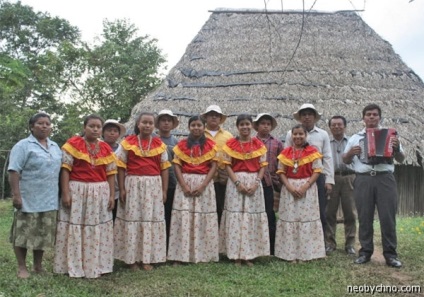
[359,128,397,165]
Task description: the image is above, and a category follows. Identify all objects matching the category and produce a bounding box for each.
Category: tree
[0,0,81,113]
[79,19,166,122]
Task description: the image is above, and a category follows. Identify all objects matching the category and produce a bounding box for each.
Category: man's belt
[334,170,355,176]
[355,170,391,177]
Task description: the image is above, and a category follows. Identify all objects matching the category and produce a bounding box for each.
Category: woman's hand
[108,196,115,211]
[192,183,206,197]
[119,189,126,205]
[181,184,192,197]
[12,194,22,209]
[163,191,167,203]
[62,193,72,208]
[246,183,259,196]
[237,183,248,195]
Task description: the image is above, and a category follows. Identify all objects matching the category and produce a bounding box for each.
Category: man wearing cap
[155,109,179,250]
[285,103,334,239]
[102,119,126,221]
[253,113,284,255]
[343,104,404,268]
[325,115,356,256]
[201,105,233,224]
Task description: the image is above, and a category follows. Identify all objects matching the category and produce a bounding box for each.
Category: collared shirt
[8,134,62,212]
[255,133,284,188]
[286,125,334,184]
[159,134,179,189]
[344,128,404,173]
[330,135,354,172]
[205,127,233,182]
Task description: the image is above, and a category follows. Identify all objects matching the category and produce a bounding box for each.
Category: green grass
[0,199,423,297]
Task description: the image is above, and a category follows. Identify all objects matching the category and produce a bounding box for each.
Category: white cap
[293,103,322,122]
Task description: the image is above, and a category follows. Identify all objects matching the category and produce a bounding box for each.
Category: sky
[15,0,424,80]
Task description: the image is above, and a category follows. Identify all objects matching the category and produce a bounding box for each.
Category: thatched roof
[130,9,424,166]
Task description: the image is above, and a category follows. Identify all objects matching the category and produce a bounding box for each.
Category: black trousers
[354,173,398,259]
[316,174,327,237]
[214,182,227,225]
[263,186,276,255]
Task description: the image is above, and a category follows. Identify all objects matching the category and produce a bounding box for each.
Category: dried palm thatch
[130,9,424,166]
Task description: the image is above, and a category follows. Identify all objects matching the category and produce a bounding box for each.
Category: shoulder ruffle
[277,146,322,167]
[173,138,217,164]
[62,136,116,165]
[223,137,267,160]
[121,135,166,157]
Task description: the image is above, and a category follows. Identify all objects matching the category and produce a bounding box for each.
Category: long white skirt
[114,175,166,264]
[167,173,219,263]
[219,172,270,260]
[54,181,113,278]
[275,177,326,261]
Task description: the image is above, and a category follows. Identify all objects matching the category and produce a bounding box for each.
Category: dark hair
[236,114,253,126]
[84,114,104,127]
[362,104,381,118]
[102,123,120,137]
[187,115,206,149]
[328,115,347,127]
[134,112,155,135]
[29,112,51,133]
[291,124,309,148]
[257,115,273,123]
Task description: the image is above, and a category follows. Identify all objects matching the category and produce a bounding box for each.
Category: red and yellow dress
[113,135,171,265]
[167,138,219,263]
[219,137,270,260]
[54,136,117,278]
[275,145,326,261]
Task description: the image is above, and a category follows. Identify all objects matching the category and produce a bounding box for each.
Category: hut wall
[394,165,424,216]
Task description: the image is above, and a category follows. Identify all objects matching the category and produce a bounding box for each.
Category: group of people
[8,102,404,279]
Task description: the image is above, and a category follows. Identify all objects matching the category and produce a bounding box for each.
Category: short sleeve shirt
[8,134,62,212]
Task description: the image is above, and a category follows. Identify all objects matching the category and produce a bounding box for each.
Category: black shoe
[386,257,402,268]
[345,247,356,255]
[325,246,335,255]
[354,255,370,264]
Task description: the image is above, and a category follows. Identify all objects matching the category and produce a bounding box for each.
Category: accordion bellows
[359,128,397,165]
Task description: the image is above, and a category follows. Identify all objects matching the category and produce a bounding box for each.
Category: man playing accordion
[342,104,405,268]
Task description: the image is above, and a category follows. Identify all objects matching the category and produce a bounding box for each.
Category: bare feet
[129,263,139,271]
[245,260,254,267]
[17,267,30,279]
[234,260,242,267]
[173,261,181,267]
[142,264,154,271]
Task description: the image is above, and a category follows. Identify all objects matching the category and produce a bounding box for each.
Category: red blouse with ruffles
[222,137,268,173]
[173,138,217,174]
[61,136,117,182]
[276,145,323,179]
[117,135,171,176]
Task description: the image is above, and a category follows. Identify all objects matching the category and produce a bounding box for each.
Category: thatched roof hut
[131,9,424,167]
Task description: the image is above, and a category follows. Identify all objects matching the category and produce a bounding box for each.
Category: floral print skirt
[167,173,219,263]
[54,181,113,278]
[219,172,270,260]
[275,177,326,261]
[114,175,166,264]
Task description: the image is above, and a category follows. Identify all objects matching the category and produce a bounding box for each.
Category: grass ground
[0,199,423,297]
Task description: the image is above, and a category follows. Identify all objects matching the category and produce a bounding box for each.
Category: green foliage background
[0,0,166,196]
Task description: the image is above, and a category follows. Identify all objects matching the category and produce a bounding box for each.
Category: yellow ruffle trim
[62,143,116,166]
[121,141,167,157]
[173,145,217,165]
[222,145,267,161]
[277,151,322,167]
[116,159,126,169]
[107,169,118,176]
[161,161,171,170]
